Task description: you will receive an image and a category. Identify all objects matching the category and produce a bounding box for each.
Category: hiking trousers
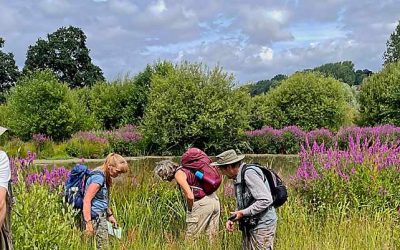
[186,192,220,239]
[242,223,276,250]
[92,213,108,250]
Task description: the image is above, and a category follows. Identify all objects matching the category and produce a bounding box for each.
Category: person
[211,149,277,250]
[0,126,12,250]
[154,149,220,240]
[83,153,128,250]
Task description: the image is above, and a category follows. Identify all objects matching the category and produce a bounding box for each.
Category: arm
[0,152,10,227]
[83,183,101,233]
[241,169,272,217]
[0,188,6,227]
[174,170,195,211]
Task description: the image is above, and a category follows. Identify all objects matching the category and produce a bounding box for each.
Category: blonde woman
[83,153,128,249]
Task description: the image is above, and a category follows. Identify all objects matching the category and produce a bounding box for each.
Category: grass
[12,157,400,249]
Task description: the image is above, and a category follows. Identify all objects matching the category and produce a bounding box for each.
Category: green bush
[259,72,350,131]
[6,70,93,141]
[107,125,143,156]
[2,138,35,158]
[142,62,250,155]
[66,132,109,158]
[358,61,400,125]
[12,181,83,249]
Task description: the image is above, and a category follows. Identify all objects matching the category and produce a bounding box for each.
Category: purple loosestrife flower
[74,131,108,144]
[32,133,50,143]
[26,166,70,189]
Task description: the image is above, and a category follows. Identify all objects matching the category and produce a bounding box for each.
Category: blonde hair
[102,153,129,189]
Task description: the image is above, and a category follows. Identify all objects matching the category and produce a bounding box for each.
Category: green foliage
[6,70,93,141]
[12,182,83,249]
[65,137,109,159]
[249,95,270,130]
[1,138,35,158]
[312,61,356,85]
[0,38,20,100]
[142,62,250,155]
[384,20,400,64]
[260,72,350,131]
[358,61,400,125]
[23,26,104,88]
[249,74,287,96]
[354,69,373,85]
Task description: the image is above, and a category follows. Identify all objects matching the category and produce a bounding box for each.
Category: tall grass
[11,156,400,249]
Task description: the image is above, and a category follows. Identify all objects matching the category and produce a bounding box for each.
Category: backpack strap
[87,170,106,188]
[240,163,270,209]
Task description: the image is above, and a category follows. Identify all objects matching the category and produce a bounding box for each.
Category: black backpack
[241,163,288,208]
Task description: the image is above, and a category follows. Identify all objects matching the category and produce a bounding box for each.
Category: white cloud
[0,0,399,83]
[259,46,274,62]
[149,0,167,15]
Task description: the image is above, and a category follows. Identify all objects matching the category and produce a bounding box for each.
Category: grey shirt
[234,163,277,228]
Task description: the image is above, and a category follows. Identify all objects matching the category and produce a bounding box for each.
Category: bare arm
[175,170,194,211]
[83,183,101,223]
[0,187,6,227]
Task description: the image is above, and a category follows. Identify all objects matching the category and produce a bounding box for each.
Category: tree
[6,70,95,141]
[259,72,351,130]
[24,26,104,88]
[384,20,400,65]
[313,61,356,85]
[358,61,400,126]
[354,69,373,85]
[249,74,287,96]
[0,38,20,101]
[142,62,250,155]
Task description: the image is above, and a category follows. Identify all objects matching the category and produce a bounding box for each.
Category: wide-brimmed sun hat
[0,126,7,136]
[211,149,245,166]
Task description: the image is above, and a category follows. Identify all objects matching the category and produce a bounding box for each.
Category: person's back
[155,149,221,240]
[235,164,277,229]
[176,167,220,239]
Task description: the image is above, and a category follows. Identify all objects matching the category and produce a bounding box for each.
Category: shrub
[335,125,400,150]
[107,124,143,156]
[292,136,400,213]
[359,61,400,125]
[12,179,82,249]
[306,128,334,148]
[6,70,93,140]
[245,126,282,154]
[142,62,250,155]
[66,131,109,158]
[280,126,306,154]
[260,72,350,130]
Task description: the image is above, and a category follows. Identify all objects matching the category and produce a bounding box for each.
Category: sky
[0,0,399,84]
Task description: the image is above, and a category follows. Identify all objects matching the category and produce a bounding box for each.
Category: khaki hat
[211,149,245,166]
[0,126,7,136]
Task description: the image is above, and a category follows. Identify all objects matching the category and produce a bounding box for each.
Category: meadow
[10,137,400,250]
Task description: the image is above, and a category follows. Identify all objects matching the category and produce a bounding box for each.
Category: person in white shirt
[0,126,12,250]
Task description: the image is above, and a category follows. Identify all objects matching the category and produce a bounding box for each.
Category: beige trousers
[242,223,277,250]
[185,192,220,239]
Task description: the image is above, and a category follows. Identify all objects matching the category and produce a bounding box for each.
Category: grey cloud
[0,0,399,84]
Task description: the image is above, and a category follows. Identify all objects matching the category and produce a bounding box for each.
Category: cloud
[0,0,399,84]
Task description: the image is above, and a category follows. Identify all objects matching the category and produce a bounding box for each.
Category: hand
[230,210,244,221]
[226,220,235,232]
[85,221,94,236]
[108,215,118,228]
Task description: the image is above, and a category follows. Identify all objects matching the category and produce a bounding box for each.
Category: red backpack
[181,148,222,195]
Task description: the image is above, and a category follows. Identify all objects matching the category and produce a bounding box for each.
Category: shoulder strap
[88,170,106,188]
